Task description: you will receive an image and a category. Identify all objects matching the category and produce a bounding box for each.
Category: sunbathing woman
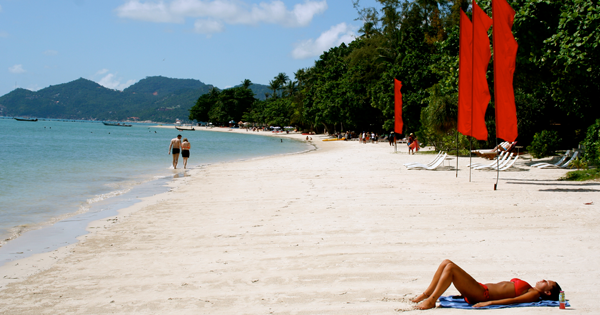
[412,259,561,310]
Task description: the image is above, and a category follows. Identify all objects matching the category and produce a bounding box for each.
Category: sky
[0,0,381,97]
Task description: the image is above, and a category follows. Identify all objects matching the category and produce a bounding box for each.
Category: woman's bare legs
[183,157,188,169]
[415,260,485,310]
[412,259,454,303]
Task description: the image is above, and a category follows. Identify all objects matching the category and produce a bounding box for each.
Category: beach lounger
[472,142,508,156]
[467,151,508,168]
[531,150,571,168]
[498,154,519,171]
[404,151,444,167]
[406,153,448,170]
[472,141,516,159]
[475,154,518,171]
[538,151,579,169]
[473,153,514,170]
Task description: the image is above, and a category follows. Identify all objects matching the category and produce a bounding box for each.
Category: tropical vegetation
[190,0,599,159]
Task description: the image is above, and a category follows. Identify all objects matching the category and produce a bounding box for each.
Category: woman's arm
[473,291,539,308]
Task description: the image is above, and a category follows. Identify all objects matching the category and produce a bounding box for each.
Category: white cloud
[0,5,3,12]
[8,64,26,74]
[96,71,135,90]
[0,31,7,38]
[291,22,356,59]
[115,1,184,23]
[194,19,224,35]
[43,50,58,55]
[116,0,327,34]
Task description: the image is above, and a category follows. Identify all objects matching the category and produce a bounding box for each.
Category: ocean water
[0,118,310,248]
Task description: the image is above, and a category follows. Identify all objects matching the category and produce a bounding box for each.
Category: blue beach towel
[438,296,571,309]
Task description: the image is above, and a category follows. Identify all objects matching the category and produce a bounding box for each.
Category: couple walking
[168,134,191,169]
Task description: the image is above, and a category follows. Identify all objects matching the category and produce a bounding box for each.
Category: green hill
[0,76,270,122]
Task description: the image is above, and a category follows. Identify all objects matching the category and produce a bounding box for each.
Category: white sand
[0,129,597,314]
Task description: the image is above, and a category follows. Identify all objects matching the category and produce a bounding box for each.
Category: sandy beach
[1,129,598,314]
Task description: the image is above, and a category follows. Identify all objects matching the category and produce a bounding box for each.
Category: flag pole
[492,0,499,191]
[469,1,476,183]
[456,130,459,177]
[469,137,473,182]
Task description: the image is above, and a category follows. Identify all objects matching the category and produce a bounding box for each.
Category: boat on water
[175,126,195,131]
[103,122,132,127]
[14,118,38,122]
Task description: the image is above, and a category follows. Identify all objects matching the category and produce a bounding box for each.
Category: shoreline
[1,131,598,313]
[0,127,312,278]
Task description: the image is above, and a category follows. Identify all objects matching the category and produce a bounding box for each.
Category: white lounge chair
[531,150,571,168]
[499,155,519,171]
[473,153,514,170]
[475,154,519,171]
[538,151,579,169]
[406,153,448,170]
[468,151,508,168]
[404,151,444,167]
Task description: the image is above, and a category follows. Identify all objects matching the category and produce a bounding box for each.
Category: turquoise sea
[0,118,310,264]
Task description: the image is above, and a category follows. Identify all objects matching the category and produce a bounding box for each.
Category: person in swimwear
[181,138,191,169]
[411,259,561,310]
[169,134,182,169]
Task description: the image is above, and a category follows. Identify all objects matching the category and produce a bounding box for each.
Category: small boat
[14,118,38,122]
[103,122,132,127]
[175,126,195,131]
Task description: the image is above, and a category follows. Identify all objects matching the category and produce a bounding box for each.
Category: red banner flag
[394,79,403,134]
[493,0,519,142]
[472,0,493,141]
[457,9,473,137]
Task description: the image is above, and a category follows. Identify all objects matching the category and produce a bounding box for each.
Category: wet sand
[0,130,597,314]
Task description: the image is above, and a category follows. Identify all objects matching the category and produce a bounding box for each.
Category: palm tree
[241,79,252,89]
[274,73,289,97]
[283,81,298,97]
[275,73,289,86]
[268,79,281,99]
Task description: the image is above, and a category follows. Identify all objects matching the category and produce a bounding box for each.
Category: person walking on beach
[408,133,419,154]
[169,134,182,169]
[181,138,191,169]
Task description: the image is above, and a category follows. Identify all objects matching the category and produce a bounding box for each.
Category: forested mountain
[0,76,270,122]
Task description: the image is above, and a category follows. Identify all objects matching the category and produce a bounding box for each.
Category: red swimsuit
[464,279,531,304]
[511,278,532,296]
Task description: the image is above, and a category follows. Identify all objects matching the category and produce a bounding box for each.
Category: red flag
[394,79,403,134]
[457,9,473,137]
[493,0,519,142]
[472,0,492,141]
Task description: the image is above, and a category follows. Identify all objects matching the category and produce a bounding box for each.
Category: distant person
[408,133,420,154]
[181,138,191,169]
[169,134,182,169]
[389,131,395,146]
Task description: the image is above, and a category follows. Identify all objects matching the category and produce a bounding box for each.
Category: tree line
[189,0,599,154]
